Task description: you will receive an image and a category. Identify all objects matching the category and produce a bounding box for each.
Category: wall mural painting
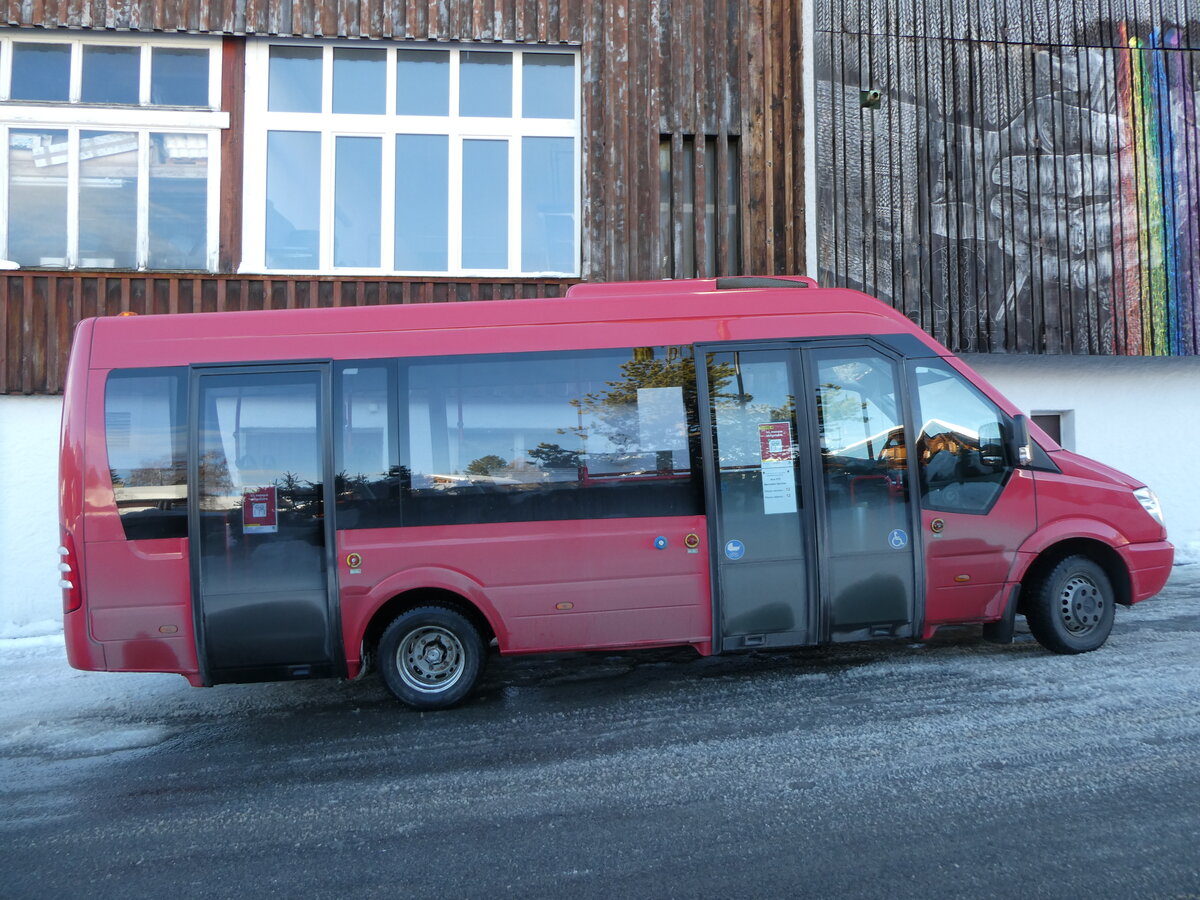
[816,22,1200,356]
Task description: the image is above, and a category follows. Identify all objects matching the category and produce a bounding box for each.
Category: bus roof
[82,277,943,370]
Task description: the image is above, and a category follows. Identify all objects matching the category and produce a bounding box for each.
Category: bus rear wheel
[1025,555,1115,654]
[378,607,485,710]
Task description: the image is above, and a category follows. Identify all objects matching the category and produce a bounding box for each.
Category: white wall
[0,396,63,636]
[2,355,1196,631]
[963,353,1200,563]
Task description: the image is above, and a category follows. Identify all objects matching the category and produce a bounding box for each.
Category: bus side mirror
[1007,414,1032,467]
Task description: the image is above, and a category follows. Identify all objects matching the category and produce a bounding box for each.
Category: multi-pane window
[0,33,225,270]
[243,40,580,277]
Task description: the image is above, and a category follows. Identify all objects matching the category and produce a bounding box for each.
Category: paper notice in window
[637,387,688,451]
[759,422,797,515]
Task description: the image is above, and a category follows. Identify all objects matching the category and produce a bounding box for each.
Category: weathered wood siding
[1,275,574,393]
[815,0,1200,355]
[1,0,807,394]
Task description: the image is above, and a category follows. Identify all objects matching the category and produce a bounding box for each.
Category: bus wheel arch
[1018,539,1129,655]
[365,589,497,709]
[362,587,497,670]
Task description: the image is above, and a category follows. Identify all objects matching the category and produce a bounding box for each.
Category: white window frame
[241,38,582,278]
[0,30,227,271]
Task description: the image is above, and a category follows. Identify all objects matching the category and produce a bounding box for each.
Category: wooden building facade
[815,0,1200,357]
[0,0,807,394]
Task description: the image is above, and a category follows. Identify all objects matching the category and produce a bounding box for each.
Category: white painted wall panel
[0,396,63,635]
[965,354,1200,564]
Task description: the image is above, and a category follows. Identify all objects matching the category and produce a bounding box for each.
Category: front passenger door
[910,359,1036,627]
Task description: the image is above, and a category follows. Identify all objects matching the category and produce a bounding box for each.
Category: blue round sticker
[724,539,746,560]
[888,529,909,550]
[654,536,668,550]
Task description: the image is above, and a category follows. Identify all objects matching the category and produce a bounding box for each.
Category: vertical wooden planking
[219,38,246,273]
[787,0,803,275]
[693,135,709,277]
[0,278,10,395]
[579,0,602,279]
[670,131,686,277]
[609,0,629,281]
[49,276,69,393]
[742,0,767,276]
[21,276,37,394]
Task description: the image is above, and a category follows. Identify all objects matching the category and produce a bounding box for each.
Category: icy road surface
[2,565,1198,899]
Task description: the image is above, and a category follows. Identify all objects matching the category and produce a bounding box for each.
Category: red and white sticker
[242,487,278,534]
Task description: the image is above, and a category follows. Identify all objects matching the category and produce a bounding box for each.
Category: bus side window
[335,363,401,529]
[105,368,188,540]
[399,347,702,527]
[911,361,1011,514]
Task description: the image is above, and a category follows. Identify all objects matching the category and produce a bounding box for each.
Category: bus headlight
[1133,487,1164,527]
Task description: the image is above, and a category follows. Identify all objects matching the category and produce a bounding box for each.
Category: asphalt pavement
[2,564,1199,898]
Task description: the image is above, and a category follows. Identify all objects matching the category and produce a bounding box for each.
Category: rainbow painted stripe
[1115,25,1200,355]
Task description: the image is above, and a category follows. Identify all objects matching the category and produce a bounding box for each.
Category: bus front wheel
[378,606,486,710]
[1025,555,1115,654]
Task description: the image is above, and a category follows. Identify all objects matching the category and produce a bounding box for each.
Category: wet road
[3,566,1199,899]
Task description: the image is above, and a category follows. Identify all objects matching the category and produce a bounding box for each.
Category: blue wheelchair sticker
[724,539,746,560]
[888,529,909,550]
[654,536,668,550]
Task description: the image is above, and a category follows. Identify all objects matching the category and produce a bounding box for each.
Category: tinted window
[81,45,140,104]
[335,364,401,529]
[105,369,188,539]
[11,43,70,101]
[816,352,911,545]
[912,361,1011,514]
[336,348,702,528]
[150,48,209,106]
[403,347,702,525]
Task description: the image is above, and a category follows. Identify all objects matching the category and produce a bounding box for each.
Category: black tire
[377,606,485,710]
[1025,555,1115,654]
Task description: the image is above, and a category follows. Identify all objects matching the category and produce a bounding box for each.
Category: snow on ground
[2,562,1196,765]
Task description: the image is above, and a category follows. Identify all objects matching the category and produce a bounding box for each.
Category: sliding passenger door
[702,343,918,652]
[189,365,342,684]
[808,347,916,639]
[703,347,815,650]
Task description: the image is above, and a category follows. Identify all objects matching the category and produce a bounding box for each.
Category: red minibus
[59,277,1173,709]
